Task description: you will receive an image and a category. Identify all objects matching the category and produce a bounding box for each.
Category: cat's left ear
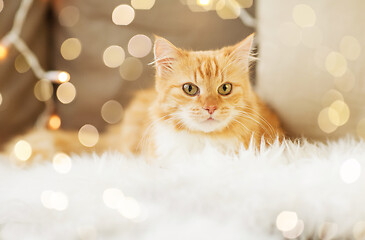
[153,36,182,78]
[229,33,255,69]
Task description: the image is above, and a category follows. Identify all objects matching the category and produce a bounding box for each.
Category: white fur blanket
[0,138,364,240]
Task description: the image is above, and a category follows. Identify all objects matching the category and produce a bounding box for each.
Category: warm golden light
[236,0,253,8]
[292,4,316,28]
[318,108,337,133]
[216,0,241,19]
[48,114,61,130]
[282,219,304,239]
[78,124,99,147]
[34,79,53,102]
[131,0,155,9]
[53,152,72,174]
[61,38,82,60]
[41,190,69,211]
[56,82,76,104]
[340,35,362,61]
[128,34,152,58]
[325,51,347,77]
[103,45,125,68]
[0,93,2,106]
[328,100,350,126]
[276,211,298,232]
[101,100,124,124]
[14,140,32,161]
[0,0,4,13]
[340,158,361,184]
[119,57,143,81]
[14,55,30,73]
[58,71,70,83]
[112,5,135,25]
[197,0,210,6]
[59,6,80,27]
[0,45,7,60]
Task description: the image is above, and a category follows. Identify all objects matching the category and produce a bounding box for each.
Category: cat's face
[154,35,254,133]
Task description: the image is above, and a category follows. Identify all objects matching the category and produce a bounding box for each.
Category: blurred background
[0,0,255,147]
[1,0,365,149]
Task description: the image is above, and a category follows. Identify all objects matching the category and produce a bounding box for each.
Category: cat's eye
[183,83,199,96]
[218,83,232,96]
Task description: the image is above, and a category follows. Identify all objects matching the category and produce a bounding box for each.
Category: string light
[78,124,99,147]
[48,114,61,130]
[13,140,32,161]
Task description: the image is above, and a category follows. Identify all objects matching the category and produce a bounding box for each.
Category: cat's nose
[203,105,217,114]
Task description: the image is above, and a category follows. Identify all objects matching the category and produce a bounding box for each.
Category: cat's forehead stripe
[195,56,220,80]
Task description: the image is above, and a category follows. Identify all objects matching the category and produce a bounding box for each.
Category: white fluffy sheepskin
[1,138,365,240]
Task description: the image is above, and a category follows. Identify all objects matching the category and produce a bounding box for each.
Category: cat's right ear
[154,36,181,77]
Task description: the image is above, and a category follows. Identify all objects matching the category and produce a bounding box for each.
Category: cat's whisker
[235,110,274,138]
[238,107,277,137]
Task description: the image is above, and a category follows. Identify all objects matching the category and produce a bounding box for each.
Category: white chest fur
[152,123,240,158]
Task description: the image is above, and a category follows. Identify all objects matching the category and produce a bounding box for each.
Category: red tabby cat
[4,34,284,162]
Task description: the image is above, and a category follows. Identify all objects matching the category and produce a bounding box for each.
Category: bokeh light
[282,219,304,239]
[0,93,2,106]
[14,140,32,161]
[118,197,141,219]
[41,190,69,211]
[328,100,350,127]
[325,51,347,77]
[128,34,152,58]
[103,45,125,68]
[340,158,361,184]
[321,89,343,107]
[215,0,241,20]
[34,79,53,102]
[0,45,7,60]
[340,35,362,61]
[236,0,253,8]
[14,55,30,73]
[131,0,155,10]
[58,71,71,83]
[0,0,3,13]
[53,152,72,174]
[56,82,76,104]
[318,108,338,133]
[78,124,99,147]
[335,70,355,92]
[119,57,143,81]
[318,222,338,240]
[48,114,61,130]
[353,221,365,240]
[276,211,298,232]
[61,38,82,60]
[292,4,316,28]
[59,6,80,27]
[278,22,302,46]
[356,119,365,139]
[197,0,210,6]
[103,188,124,209]
[101,100,124,124]
[112,5,135,25]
